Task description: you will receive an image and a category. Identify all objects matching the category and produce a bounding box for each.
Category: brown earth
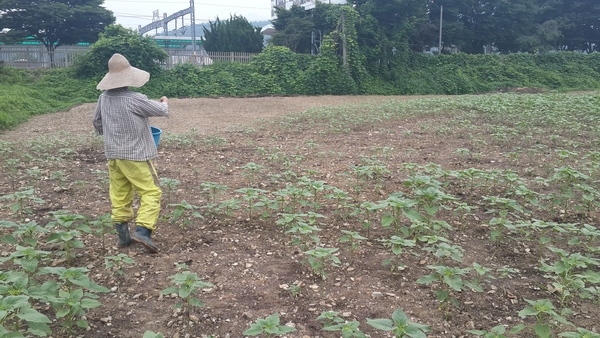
[1,94,599,338]
[0,95,435,140]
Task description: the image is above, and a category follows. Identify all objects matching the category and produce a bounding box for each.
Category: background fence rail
[0,45,256,69]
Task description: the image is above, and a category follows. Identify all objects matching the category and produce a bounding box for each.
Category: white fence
[0,45,256,69]
[0,45,89,69]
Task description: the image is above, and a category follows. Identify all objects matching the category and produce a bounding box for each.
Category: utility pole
[341,12,348,69]
[438,5,443,54]
[190,0,196,53]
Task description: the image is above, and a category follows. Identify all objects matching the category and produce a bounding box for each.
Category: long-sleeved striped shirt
[92,88,169,161]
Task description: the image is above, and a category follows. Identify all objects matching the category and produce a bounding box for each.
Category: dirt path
[0,95,434,141]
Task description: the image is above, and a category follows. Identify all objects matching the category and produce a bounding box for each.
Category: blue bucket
[151,126,162,147]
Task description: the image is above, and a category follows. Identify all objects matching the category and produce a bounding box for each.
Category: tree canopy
[74,25,168,78]
[269,0,600,55]
[0,0,115,51]
[201,15,264,53]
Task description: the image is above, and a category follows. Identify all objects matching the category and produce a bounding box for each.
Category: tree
[74,25,168,78]
[202,15,264,53]
[537,0,600,52]
[427,0,538,54]
[0,0,115,65]
[349,0,429,76]
[270,5,315,53]
[516,20,563,53]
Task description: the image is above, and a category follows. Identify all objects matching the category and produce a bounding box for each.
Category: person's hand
[159,96,168,104]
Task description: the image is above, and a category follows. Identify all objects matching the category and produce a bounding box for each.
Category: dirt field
[1,94,599,338]
[0,95,432,140]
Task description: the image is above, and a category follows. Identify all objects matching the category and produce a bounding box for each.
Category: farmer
[92,53,169,254]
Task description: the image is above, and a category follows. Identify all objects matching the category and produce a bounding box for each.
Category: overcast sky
[102,0,272,30]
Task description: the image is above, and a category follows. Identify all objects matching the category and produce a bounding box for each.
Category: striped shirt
[92,88,169,161]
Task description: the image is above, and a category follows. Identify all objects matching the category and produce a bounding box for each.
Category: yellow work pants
[108,159,161,231]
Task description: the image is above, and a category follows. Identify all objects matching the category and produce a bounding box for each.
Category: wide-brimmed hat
[96,53,150,91]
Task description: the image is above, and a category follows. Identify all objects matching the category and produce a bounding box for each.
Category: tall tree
[516,20,562,53]
[270,5,315,53]
[349,0,429,76]
[538,0,600,52]
[428,0,538,54]
[201,15,264,53]
[0,0,115,64]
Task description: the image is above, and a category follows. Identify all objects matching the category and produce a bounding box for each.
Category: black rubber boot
[115,222,132,248]
[132,226,158,253]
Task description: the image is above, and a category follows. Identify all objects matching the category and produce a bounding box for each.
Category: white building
[271,0,347,17]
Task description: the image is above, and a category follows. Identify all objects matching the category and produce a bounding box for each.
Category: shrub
[73,24,168,79]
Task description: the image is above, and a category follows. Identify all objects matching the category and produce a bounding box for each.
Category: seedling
[243,313,297,336]
[412,186,457,226]
[351,201,384,239]
[46,211,91,233]
[339,230,367,253]
[0,220,48,247]
[298,176,330,209]
[5,245,51,278]
[143,331,165,338]
[167,200,204,229]
[160,177,181,207]
[538,247,600,307]
[286,284,301,297]
[46,229,84,266]
[241,162,264,186]
[89,213,114,250]
[0,187,45,221]
[546,166,589,217]
[379,236,416,271]
[39,267,108,334]
[199,181,228,204]
[274,185,313,213]
[558,328,600,338]
[50,170,69,190]
[518,299,574,337]
[218,198,241,217]
[0,294,52,337]
[416,265,482,319]
[422,242,464,264]
[467,324,525,337]
[49,288,102,334]
[316,311,344,328]
[452,202,478,232]
[366,307,431,338]
[283,215,323,251]
[303,246,341,280]
[379,193,419,236]
[160,270,214,329]
[322,320,366,338]
[91,169,110,188]
[24,168,43,188]
[104,254,135,292]
[324,187,354,220]
[2,157,20,189]
[351,157,390,194]
[483,196,525,244]
[235,188,269,219]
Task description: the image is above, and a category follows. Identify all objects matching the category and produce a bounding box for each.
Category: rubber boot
[115,222,131,248]
[132,226,159,253]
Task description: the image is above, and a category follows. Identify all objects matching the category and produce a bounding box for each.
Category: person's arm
[131,93,169,117]
[92,99,103,135]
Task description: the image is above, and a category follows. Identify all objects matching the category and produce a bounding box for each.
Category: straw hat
[96,53,150,91]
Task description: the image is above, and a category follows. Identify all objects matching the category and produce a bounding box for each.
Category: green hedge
[1,50,600,131]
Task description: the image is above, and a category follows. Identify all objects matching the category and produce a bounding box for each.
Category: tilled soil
[1,95,599,338]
